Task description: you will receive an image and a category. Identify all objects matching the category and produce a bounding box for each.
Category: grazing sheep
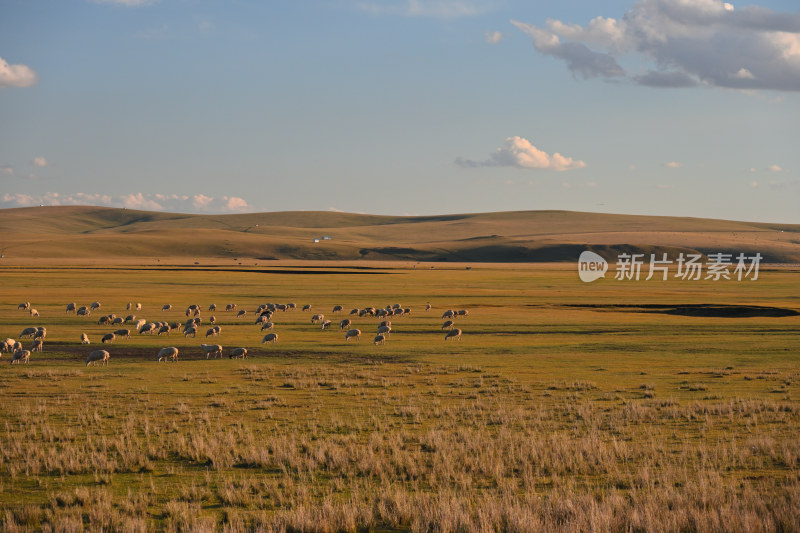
[102,333,116,344]
[81,333,90,345]
[86,349,110,367]
[66,302,76,313]
[287,303,297,310]
[158,325,171,336]
[302,304,312,311]
[230,347,248,359]
[134,319,146,330]
[236,310,247,318]
[209,315,216,324]
[275,304,286,312]
[136,303,142,311]
[162,304,172,312]
[205,327,218,338]
[373,334,386,345]
[344,329,361,341]
[90,302,101,311]
[19,327,37,339]
[183,326,197,338]
[260,321,274,331]
[442,320,455,330]
[403,308,411,315]
[191,317,201,326]
[124,314,136,323]
[441,309,455,319]
[126,302,132,310]
[31,339,43,352]
[339,319,352,330]
[113,329,131,339]
[200,344,223,359]
[3,338,15,352]
[262,333,278,344]
[12,341,22,352]
[209,303,217,311]
[379,320,392,328]
[456,309,469,317]
[444,328,462,341]
[255,315,269,325]
[77,307,90,316]
[311,313,325,324]
[18,302,31,310]
[111,317,124,325]
[29,308,39,317]
[321,320,332,330]
[11,349,30,364]
[349,308,359,316]
[225,303,237,312]
[33,327,46,341]
[358,309,369,317]
[157,347,179,362]
[377,325,391,336]
[139,323,156,335]
[332,305,343,313]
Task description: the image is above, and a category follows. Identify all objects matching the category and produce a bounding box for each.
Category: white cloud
[0,56,38,89]
[665,161,681,168]
[457,136,586,171]
[0,192,251,213]
[32,157,49,167]
[357,0,488,18]
[768,164,783,172]
[512,0,800,91]
[485,31,503,44]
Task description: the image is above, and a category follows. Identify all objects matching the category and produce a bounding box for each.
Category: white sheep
[135,319,146,330]
[124,314,136,323]
[86,349,110,367]
[339,319,352,330]
[255,315,269,325]
[236,309,247,318]
[260,321,274,331]
[33,327,46,341]
[442,309,455,319]
[31,339,43,352]
[379,320,392,328]
[102,333,116,344]
[81,333,90,345]
[321,320,332,330]
[200,344,223,359]
[77,307,90,316]
[136,303,142,311]
[158,325,171,336]
[3,338,14,352]
[457,309,469,317]
[126,302,132,310]
[184,326,197,338]
[12,341,22,352]
[11,349,30,364]
[444,328,462,341]
[139,323,156,335]
[286,303,297,310]
[230,347,248,359]
[349,308,360,315]
[114,329,131,339]
[441,320,455,331]
[311,313,325,324]
[209,303,216,311]
[302,304,312,311]
[19,327,37,338]
[209,315,216,324]
[332,305,343,313]
[157,347,179,362]
[90,301,101,311]
[373,334,386,345]
[111,317,124,325]
[262,333,278,344]
[162,304,172,312]
[345,329,361,341]
[377,325,391,337]
[225,303,237,312]
[66,302,76,313]
[18,302,30,311]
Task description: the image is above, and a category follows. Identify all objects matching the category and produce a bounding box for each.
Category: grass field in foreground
[0,262,798,532]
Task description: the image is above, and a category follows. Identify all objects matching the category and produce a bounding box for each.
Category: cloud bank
[512,0,800,91]
[0,56,38,89]
[456,136,586,171]
[0,192,251,214]
[357,0,488,18]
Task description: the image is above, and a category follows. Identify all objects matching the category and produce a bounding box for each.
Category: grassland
[0,261,799,531]
[2,205,799,262]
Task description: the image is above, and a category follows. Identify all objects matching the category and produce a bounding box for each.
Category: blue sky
[1,0,798,222]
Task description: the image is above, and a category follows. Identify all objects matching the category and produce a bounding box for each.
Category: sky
[0,0,798,222]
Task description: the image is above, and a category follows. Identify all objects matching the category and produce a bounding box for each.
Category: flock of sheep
[3,300,467,367]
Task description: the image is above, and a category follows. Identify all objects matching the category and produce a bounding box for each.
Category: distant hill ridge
[0,206,798,262]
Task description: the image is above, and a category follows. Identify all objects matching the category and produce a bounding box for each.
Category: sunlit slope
[1,206,798,261]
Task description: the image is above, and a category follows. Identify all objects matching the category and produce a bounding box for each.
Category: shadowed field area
[0,262,799,531]
[2,205,800,262]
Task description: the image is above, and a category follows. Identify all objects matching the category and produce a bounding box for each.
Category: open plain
[1,250,799,531]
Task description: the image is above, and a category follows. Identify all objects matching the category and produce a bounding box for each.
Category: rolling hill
[0,206,798,263]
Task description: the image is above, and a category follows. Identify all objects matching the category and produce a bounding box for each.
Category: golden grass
[0,261,798,531]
